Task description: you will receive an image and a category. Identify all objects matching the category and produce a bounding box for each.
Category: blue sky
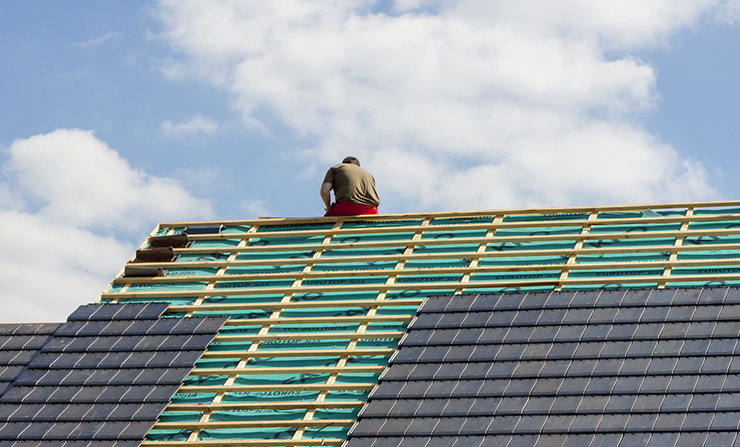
[638,21,740,193]
[0,1,309,221]
[2,0,740,322]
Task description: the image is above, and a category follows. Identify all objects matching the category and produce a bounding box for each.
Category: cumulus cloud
[154,0,724,212]
[162,115,219,138]
[0,129,213,323]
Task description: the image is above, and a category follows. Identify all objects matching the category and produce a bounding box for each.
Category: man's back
[323,163,380,207]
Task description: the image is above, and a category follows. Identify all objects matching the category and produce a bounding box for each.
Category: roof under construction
[4,200,740,446]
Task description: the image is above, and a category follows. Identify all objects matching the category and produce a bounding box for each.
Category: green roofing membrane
[203,293,285,304]
[221,225,251,233]
[191,239,241,248]
[136,206,740,444]
[322,246,408,257]
[107,282,206,292]
[257,222,336,232]
[226,264,306,275]
[493,226,583,237]
[100,296,199,306]
[478,255,568,266]
[694,207,740,215]
[430,216,494,225]
[342,219,423,228]
[165,267,219,276]
[576,252,670,263]
[486,239,577,252]
[421,229,488,239]
[404,258,471,269]
[502,212,591,222]
[330,232,416,244]
[312,260,398,272]
[236,250,318,260]
[176,253,230,262]
[247,235,326,246]
[290,290,380,302]
[413,243,481,254]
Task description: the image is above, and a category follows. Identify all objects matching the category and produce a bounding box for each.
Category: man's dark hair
[342,156,360,167]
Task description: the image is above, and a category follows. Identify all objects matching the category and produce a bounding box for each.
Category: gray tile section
[0,324,62,398]
[347,287,740,447]
[0,303,226,444]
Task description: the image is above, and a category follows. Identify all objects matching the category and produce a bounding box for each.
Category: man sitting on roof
[321,156,380,217]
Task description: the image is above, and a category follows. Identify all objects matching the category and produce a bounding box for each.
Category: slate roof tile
[347,288,740,446]
[0,304,226,445]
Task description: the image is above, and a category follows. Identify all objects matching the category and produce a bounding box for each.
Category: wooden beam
[200,348,395,358]
[179,383,375,393]
[153,420,355,430]
[171,298,424,312]
[221,315,413,326]
[179,212,740,240]
[166,401,365,411]
[213,331,403,342]
[189,365,386,376]
[159,199,740,227]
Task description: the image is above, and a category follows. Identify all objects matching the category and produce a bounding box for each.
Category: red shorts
[324,201,379,217]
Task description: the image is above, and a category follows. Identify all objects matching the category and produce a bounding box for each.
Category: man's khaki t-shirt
[323,163,380,207]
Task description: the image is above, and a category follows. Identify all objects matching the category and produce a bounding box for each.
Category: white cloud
[0,129,214,323]
[162,115,219,138]
[154,0,726,212]
[0,210,133,324]
[74,32,123,48]
[240,199,273,218]
[719,0,740,22]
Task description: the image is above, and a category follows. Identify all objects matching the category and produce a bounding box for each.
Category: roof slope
[90,200,740,445]
[0,303,225,446]
[0,323,62,399]
[347,287,740,447]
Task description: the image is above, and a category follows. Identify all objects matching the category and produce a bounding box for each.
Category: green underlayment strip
[430,215,495,225]
[140,206,740,443]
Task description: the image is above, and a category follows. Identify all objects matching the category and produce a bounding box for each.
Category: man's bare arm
[320,182,333,209]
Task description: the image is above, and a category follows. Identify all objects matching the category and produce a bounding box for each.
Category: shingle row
[409,306,740,330]
[362,394,740,418]
[418,289,738,314]
[0,324,61,399]
[346,432,738,447]
[351,412,740,436]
